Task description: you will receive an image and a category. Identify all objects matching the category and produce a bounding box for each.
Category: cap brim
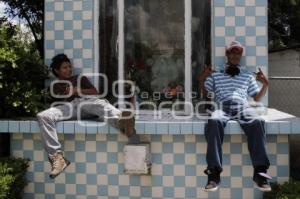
[227,46,243,53]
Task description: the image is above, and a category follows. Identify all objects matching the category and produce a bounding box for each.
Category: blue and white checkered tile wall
[44,0,94,75]
[213,0,268,74]
[11,134,289,199]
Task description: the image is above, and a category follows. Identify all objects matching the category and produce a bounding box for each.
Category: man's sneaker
[119,110,136,137]
[48,153,70,179]
[253,172,272,192]
[204,169,221,192]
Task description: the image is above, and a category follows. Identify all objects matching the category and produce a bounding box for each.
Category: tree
[268,0,300,50]
[0,0,44,58]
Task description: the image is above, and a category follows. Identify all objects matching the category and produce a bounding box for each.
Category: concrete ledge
[0,109,299,135]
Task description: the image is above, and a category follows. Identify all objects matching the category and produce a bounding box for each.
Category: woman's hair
[50,54,71,77]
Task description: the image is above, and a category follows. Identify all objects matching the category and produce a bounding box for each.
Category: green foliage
[0,19,50,118]
[0,157,29,199]
[264,180,300,199]
[269,0,300,50]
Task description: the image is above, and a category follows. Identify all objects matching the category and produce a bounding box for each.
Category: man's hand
[256,67,269,86]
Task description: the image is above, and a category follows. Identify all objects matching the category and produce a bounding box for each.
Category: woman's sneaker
[48,153,70,179]
[204,169,221,192]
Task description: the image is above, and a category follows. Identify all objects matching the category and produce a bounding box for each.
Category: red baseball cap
[226,41,243,53]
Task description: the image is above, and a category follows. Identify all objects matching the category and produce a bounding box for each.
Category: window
[99,0,211,116]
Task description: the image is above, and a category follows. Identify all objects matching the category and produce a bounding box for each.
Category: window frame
[94,0,214,114]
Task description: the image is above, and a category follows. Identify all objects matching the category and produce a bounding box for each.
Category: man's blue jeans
[205,100,270,172]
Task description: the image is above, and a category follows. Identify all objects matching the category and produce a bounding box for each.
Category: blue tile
[75,141,85,151]
[56,122,64,133]
[141,186,151,197]
[34,161,44,172]
[197,154,206,164]
[54,11,64,21]
[225,7,235,16]
[169,123,180,134]
[86,152,96,162]
[214,0,225,6]
[291,119,300,134]
[108,175,118,185]
[223,154,230,164]
[192,122,205,134]
[256,36,267,46]
[11,139,23,150]
[135,122,144,133]
[230,143,242,154]
[87,174,97,184]
[245,46,256,56]
[129,176,141,186]
[64,1,73,11]
[64,40,73,49]
[279,122,291,134]
[152,176,162,186]
[45,21,54,30]
[63,121,75,134]
[181,122,193,134]
[9,121,19,132]
[256,56,267,65]
[45,2,54,12]
[266,122,279,134]
[30,121,40,133]
[215,16,225,26]
[185,143,196,154]
[75,163,86,173]
[83,59,93,67]
[231,166,242,176]
[0,121,8,132]
[97,186,108,196]
[73,49,82,58]
[86,122,98,134]
[76,184,86,195]
[145,123,156,134]
[246,26,256,36]
[83,0,93,10]
[185,165,196,176]
[83,39,93,49]
[256,16,266,26]
[107,152,118,163]
[242,154,252,165]
[235,0,245,6]
[66,173,76,184]
[174,176,185,187]
[162,165,174,176]
[73,11,82,20]
[174,154,185,164]
[221,176,231,188]
[109,126,120,134]
[156,122,168,134]
[277,165,289,177]
[98,123,109,134]
[225,27,235,36]
[119,185,130,196]
[243,176,254,188]
[19,121,31,132]
[55,183,65,194]
[235,16,245,26]
[64,20,73,30]
[228,122,242,134]
[74,121,86,133]
[35,182,45,193]
[268,154,277,165]
[245,6,256,16]
[163,143,173,153]
[97,164,107,174]
[231,188,243,199]
[185,187,196,198]
[163,187,174,198]
[83,20,92,29]
[215,36,226,47]
[277,143,289,154]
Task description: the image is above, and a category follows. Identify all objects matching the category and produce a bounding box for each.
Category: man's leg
[36,101,76,178]
[238,107,271,191]
[204,110,229,191]
[79,98,139,143]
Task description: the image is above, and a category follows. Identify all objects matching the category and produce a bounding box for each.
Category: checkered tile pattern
[213,0,268,73]
[11,133,289,199]
[44,0,94,75]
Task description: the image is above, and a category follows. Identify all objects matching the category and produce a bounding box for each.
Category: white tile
[245,16,256,26]
[64,11,73,20]
[215,7,225,16]
[225,16,235,26]
[256,7,266,16]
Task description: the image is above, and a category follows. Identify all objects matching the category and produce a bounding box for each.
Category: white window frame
[94,0,214,114]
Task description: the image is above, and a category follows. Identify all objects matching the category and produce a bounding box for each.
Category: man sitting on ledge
[198,41,272,192]
[37,54,139,179]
